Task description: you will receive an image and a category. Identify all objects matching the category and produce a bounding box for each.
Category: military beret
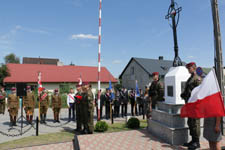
[11,87,16,91]
[152,72,159,76]
[54,88,58,92]
[27,86,31,89]
[82,82,89,86]
[186,62,196,68]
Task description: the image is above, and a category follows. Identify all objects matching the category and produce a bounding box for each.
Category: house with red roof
[4,63,117,93]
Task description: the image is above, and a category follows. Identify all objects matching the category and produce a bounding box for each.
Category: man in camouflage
[8,87,19,126]
[0,85,6,115]
[75,84,82,132]
[81,82,94,134]
[23,86,35,124]
[52,89,61,123]
[40,88,49,124]
[148,72,164,111]
[181,62,202,149]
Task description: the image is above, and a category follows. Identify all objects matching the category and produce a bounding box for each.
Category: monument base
[148,102,203,145]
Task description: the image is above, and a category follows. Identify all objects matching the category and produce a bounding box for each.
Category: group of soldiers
[94,71,164,120]
[0,86,62,126]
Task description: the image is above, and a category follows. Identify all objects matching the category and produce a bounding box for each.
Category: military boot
[29,115,33,124]
[56,114,60,123]
[53,113,57,123]
[40,114,43,124]
[13,116,17,126]
[183,141,194,147]
[26,115,30,123]
[43,114,46,124]
[188,138,200,149]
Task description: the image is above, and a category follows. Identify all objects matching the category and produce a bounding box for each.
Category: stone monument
[147,0,198,145]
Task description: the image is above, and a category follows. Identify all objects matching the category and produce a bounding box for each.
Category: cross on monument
[165,0,182,67]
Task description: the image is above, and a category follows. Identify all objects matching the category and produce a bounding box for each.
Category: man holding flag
[181,62,225,150]
[180,62,202,149]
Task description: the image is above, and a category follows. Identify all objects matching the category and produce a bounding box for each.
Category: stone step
[157,101,184,114]
[152,109,204,128]
[148,119,204,145]
[152,109,187,128]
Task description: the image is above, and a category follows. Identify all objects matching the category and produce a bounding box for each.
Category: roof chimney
[159,56,163,60]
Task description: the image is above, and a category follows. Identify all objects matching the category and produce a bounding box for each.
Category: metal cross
[165,0,182,67]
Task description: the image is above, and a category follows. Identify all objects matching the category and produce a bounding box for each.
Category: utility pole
[211,0,224,135]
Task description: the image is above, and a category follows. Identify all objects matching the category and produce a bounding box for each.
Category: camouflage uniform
[40,92,49,123]
[148,80,164,109]
[52,94,62,123]
[8,93,19,126]
[0,90,6,114]
[81,87,94,134]
[181,73,202,146]
[23,91,35,123]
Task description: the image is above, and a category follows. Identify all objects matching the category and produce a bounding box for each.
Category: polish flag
[180,68,225,118]
[38,72,43,95]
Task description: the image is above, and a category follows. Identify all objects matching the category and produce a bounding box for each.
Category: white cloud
[112,60,122,64]
[71,34,98,40]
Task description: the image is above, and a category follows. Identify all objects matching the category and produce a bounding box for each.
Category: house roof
[119,57,186,78]
[4,64,117,83]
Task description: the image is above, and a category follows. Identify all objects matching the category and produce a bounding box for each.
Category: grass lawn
[0,119,147,150]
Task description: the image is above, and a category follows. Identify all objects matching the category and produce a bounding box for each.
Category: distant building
[23,57,61,65]
[4,64,117,94]
[119,57,186,90]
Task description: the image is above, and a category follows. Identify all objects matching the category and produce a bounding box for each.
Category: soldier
[143,86,151,118]
[148,72,164,110]
[23,86,35,124]
[129,89,137,116]
[52,89,62,123]
[137,89,144,116]
[75,84,82,132]
[181,62,202,149]
[104,88,111,120]
[8,87,19,126]
[120,88,128,117]
[113,90,120,117]
[95,89,104,119]
[67,88,75,121]
[40,88,49,124]
[81,82,94,134]
[0,85,6,115]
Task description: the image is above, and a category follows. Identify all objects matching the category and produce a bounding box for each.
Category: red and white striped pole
[97,0,102,121]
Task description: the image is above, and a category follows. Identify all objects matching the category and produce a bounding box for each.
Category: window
[131,67,134,75]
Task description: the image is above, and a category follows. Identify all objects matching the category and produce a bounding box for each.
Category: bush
[127,118,140,129]
[95,121,109,132]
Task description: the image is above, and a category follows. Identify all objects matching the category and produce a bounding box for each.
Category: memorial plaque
[167,86,173,97]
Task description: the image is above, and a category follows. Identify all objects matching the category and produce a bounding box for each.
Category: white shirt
[67,93,75,106]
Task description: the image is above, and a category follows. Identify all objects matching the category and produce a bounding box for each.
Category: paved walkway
[0,107,132,143]
[13,129,225,150]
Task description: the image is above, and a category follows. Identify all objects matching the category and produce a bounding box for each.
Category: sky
[0,0,224,78]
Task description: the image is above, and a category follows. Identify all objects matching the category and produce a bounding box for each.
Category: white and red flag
[38,72,43,95]
[180,68,225,118]
[78,74,82,86]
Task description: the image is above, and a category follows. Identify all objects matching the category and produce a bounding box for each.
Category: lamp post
[165,0,182,67]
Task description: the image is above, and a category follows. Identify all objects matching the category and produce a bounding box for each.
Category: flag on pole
[78,74,82,85]
[109,80,115,100]
[38,72,43,95]
[135,80,140,97]
[180,68,225,118]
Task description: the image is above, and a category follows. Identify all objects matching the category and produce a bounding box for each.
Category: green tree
[4,53,20,64]
[0,64,10,85]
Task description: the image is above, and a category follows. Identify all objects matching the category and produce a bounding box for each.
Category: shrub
[95,121,109,132]
[127,117,140,129]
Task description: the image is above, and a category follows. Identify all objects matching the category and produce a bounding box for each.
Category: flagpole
[211,0,224,135]
[97,0,102,121]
